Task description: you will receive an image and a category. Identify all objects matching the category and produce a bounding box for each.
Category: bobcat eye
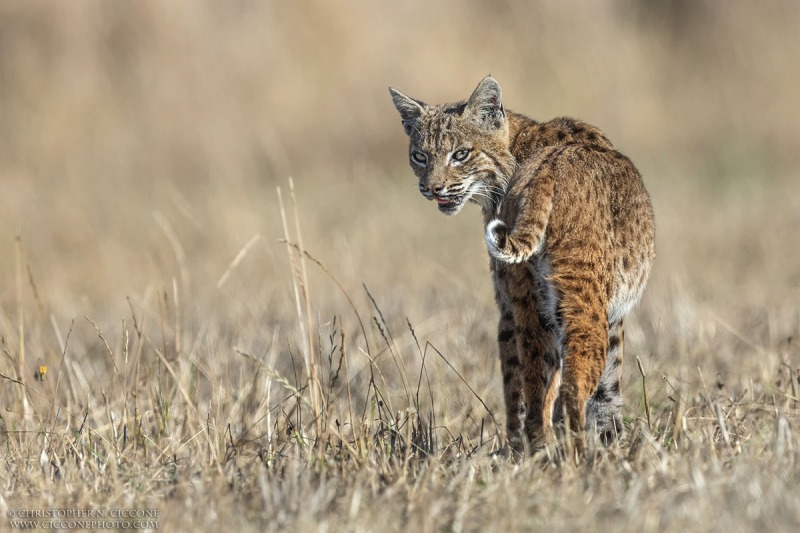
[452,149,470,162]
[411,151,428,166]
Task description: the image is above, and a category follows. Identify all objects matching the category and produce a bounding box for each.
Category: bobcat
[389,77,655,454]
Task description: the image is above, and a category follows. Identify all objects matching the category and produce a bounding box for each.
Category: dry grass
[1,1,799,531]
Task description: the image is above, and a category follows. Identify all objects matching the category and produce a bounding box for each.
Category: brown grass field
[1,1,799,531]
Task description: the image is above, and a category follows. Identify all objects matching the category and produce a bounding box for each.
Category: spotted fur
[390,77,655,455]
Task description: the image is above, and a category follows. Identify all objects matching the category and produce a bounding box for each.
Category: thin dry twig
[637,356,652,431]
[217,233,262,289]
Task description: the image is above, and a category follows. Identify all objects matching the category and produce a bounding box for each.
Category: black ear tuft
[389,87,426,136]
[465,77,505,130]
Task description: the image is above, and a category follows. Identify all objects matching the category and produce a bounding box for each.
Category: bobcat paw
[486,219,528,263]
[485,219,508,257]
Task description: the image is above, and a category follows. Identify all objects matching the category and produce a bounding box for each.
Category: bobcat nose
[431,183,444,195]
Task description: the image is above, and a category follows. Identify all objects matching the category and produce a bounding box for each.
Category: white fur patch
[485,219,507,259]
[608,264,651,324]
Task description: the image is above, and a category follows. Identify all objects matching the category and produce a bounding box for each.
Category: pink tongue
[436,198,450,205]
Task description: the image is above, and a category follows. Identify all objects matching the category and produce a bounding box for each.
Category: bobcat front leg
[496,300,525,452]
[485,147,562,263]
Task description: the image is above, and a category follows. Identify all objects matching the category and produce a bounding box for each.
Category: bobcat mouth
[435,195,464,212]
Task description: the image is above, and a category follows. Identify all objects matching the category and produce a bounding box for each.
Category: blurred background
[0,0,798,382]
[2,4,799,527]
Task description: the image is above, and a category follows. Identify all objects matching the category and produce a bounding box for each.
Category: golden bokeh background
[2,2,797,296]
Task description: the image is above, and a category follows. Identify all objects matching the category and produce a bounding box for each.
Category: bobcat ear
[465,76,505,130]
[389,87,426,136]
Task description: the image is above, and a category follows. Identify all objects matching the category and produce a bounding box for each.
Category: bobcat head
[389,77,517,216]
